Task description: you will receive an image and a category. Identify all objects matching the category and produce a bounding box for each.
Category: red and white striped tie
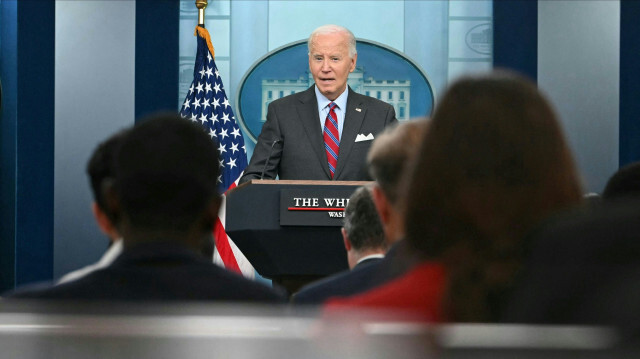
[323,102,340,178]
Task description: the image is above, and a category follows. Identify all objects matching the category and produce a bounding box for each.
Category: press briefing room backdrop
[0,0,636,292]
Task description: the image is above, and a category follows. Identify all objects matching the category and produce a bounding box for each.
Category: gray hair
[307,24,357,58]
[343,186,386,252]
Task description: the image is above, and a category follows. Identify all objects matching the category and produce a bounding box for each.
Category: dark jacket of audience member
[326,71,583,322]
[8,114,285,303]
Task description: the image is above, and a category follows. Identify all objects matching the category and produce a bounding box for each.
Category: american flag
[180,26,254,279]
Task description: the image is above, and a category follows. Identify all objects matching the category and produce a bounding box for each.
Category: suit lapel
[296,86,331,178]
[335,88,365,178]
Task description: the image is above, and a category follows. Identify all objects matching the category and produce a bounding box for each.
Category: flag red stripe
[225,181,237,195]
[213,217,241,273]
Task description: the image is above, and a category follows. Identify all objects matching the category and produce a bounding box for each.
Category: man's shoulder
[9,257,285,303]
[57,242,123,285]
[7,272,104,300]
[293,259,383,305]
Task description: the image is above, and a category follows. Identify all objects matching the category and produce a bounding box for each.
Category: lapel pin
[355,108,362,112]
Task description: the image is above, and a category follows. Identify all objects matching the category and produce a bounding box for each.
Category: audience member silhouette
[326,71,583,322]
[8,113,285,302]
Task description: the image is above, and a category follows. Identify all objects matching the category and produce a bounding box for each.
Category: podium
[226,180,369,291]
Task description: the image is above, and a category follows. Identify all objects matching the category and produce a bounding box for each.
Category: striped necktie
[323,102,340,178]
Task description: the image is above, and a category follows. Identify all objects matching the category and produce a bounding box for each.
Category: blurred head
[106,113,221,254]
[403,71,583,321]
[342,186,386,269]
[367,119,429,243]
[602,161,640,199]
[308,24,357,101]
[87,129,129,242]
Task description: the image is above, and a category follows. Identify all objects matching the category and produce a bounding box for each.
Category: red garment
[324,261,447,322]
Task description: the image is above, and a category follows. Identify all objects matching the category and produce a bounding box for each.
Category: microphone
[260,139,282,180]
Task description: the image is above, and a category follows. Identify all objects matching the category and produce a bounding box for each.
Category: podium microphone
[260,139,282,180]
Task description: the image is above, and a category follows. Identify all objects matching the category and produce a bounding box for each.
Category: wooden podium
[226,180,369,292]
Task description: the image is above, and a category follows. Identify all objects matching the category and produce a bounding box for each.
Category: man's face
[308,31,357,101]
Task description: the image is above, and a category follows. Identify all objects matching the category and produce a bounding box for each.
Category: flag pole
[196,0,208,26]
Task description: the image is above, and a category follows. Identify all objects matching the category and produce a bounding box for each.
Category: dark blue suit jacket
[8,241,286,303]
[292,257,383,305]
[292,241,416,305]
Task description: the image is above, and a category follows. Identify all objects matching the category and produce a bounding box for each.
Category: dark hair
[343,186,386,252]
[603,161,640,199]
[367,119,429,205]
[403,71,583,322]
[87,129,129,212]
[112,113,220,232]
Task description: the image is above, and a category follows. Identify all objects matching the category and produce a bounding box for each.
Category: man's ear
[91,202,118,239]
[349,53,358,72]
[342,227,351,252]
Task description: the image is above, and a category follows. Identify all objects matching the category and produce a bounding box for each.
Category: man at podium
[239,24,397,183]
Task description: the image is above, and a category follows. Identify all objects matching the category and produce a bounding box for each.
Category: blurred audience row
[4,70,640,337]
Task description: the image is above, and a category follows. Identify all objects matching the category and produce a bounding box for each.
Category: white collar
[356,253,385,265]
[315,85,349,111]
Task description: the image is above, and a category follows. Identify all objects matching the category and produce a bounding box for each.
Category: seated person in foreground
[325,71,584,322]
[8,114,285,303]
[293,186,386,304]
[239,24,397,183]
[57,129,128,284]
